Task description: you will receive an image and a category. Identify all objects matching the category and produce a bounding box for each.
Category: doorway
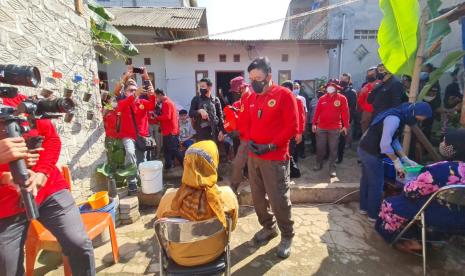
[215,71,244,106]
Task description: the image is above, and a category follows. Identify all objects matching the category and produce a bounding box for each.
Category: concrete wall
[164,41,331,108]
[0,0,106,201]
[95,0,186,7]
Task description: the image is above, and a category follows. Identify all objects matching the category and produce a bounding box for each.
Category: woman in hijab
[358,102,433,222]
[376,128,465,252]
[156,140,238,267]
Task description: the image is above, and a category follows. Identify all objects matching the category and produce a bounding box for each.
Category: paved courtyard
[37,202,465,276]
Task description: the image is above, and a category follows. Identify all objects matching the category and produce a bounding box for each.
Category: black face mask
[366,76,376,82]
[340,81,349,87]
[199,88,208,96]
[252,79,267,94]
[377,72,386,80]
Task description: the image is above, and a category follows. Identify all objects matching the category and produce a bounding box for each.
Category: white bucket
[139,161,163,194]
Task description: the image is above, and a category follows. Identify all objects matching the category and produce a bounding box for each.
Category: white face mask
[111,102,118,109]
[326,86,336,94]
[292,89,300,96]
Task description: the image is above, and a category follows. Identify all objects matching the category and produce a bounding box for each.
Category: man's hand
[198,109,209,120]
[25,171,48,196]
[248,141,275,155]
[0,137,28,164]
[26,148,44,168]
[142,67,150,80]
[312,125,317,133]
[218,131,224,142]
[296,134,303,144]
[340,127,348,136]
[123,65,134,82]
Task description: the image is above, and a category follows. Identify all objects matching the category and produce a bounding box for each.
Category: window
[354,44,369,61]
[125,58,132,65]
[98,55,104,64]
[144,58,151,65]
[233,54,240,62]
[98,71,108,91]
[219,54,226,62]
[195,70,208,95]
[278,70,291,85]
[354,30,378,40]
[282,54,289,62]
[197,54,205,62]
[148,72,155,87]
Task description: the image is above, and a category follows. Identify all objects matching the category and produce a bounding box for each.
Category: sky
[197,0,292,40]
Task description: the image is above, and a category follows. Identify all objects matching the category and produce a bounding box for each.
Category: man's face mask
[377,72,386,80]
[252,78,268,94]
[326,86,336,94]
[366,76,376,82]
[340,81,349,87]
[292,89,300,96]
[199,88,208,96]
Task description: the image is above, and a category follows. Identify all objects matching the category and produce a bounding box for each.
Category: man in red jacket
[357,67,380,133]
[152,89,183,170]
[243,57,297,259]
[0,94,95,276]
[229,76,251,193]
[312,81,350,177]
[116,68,156,194]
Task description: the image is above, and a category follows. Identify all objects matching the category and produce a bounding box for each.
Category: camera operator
[0,93,95,276]
[116,67,156,195]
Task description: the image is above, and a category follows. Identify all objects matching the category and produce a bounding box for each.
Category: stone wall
[0,0,106,201]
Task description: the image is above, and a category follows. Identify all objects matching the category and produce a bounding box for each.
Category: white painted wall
[164,41,330,109]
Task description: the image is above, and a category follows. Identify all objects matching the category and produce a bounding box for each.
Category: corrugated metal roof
[107,7,205,30]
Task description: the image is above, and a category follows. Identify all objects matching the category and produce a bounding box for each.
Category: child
[178,109,195,153]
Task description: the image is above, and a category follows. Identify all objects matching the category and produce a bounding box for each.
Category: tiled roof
[107,7,205,30]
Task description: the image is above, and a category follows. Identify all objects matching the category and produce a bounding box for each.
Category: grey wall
[0,0,106,201]
[95,0,185,7]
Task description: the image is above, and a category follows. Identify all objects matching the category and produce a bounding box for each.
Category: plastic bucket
[80,197,117,223]
[405,165,424,182]
[139,161,163,194]
[87,191,109,210]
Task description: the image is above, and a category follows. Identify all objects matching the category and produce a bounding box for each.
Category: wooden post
[410,125,442,162]
[403,9,428,153]
[75,0,83,15]
[461,84,465,127]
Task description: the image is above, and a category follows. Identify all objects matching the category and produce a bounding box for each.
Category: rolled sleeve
[380,116,401,155]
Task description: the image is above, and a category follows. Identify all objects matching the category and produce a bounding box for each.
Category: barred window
[354,30,378,40]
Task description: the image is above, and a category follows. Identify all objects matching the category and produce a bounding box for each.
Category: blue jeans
[123,138,146,191]
[357,147,384,219]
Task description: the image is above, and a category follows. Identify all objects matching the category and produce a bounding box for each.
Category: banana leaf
[115,164,137,178]
[87,0,114,21]
[425,0,451,59]
[96,163,111,177]
[89,10,139,56]
[418,51,465,101]
[378,0,420,76]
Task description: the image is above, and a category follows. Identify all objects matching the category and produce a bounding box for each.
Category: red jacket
[357,81,380,113]
[244,84,298,161]
[117,95,156,139]
[103,109,120,139]
[236,90,252,141]
[296,98,306,134]
[0,95,68,219]
[152,96,179,136]
[312,93,350,130]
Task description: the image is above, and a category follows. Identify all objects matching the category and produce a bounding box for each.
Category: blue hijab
[371,102,432,127]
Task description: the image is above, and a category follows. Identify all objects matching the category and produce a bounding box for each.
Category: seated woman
[156,140,238,266]
[376,128,465,253]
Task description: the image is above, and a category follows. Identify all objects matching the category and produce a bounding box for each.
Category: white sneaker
[359,210,367,215]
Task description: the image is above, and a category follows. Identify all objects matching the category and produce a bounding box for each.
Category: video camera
[0,64,75,220]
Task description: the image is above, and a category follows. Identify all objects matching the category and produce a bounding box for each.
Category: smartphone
[133,67,143,74]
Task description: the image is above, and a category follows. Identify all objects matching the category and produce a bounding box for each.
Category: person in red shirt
[0,94,95,276]
[357,67,380,133]
[281,80,306,178]
[229,76,252,193]
[152,89,183,170]
[312,81,350,177]
[243,57,297,259]
[116,67,155,194]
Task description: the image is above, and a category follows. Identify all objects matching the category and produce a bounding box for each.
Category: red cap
[230,76,247,93]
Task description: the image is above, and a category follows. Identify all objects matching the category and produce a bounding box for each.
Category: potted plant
[83,85,93,102]
[41,88,54,98]
[64,112,74,123]
[63,81,74,98]
[87,110,94,120]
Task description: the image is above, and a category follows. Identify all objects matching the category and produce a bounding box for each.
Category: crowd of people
[0,55,463,275]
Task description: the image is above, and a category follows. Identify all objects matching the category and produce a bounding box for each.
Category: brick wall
[0,0,106,201]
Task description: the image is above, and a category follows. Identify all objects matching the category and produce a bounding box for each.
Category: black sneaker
[253,227,278,246]
[128,187,139,196]
[277,238,292,259]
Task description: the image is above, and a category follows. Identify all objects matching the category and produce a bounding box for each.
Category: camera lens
[0,64,41,87]
[36,98,75,114]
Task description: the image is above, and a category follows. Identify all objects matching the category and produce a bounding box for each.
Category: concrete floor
[38,203,465,276]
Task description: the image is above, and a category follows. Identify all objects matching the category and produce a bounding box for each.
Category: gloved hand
[393,158,405,176]
[248,141,276,155]
[400,156,419,167]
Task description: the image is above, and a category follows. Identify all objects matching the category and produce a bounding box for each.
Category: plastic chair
[25,166,119,276]
[154,214,232,276]
[391,184,465,276]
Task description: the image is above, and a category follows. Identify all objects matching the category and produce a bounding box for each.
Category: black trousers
[338,134,346,162]
[162,134,183,169]
[0,189,95,276]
